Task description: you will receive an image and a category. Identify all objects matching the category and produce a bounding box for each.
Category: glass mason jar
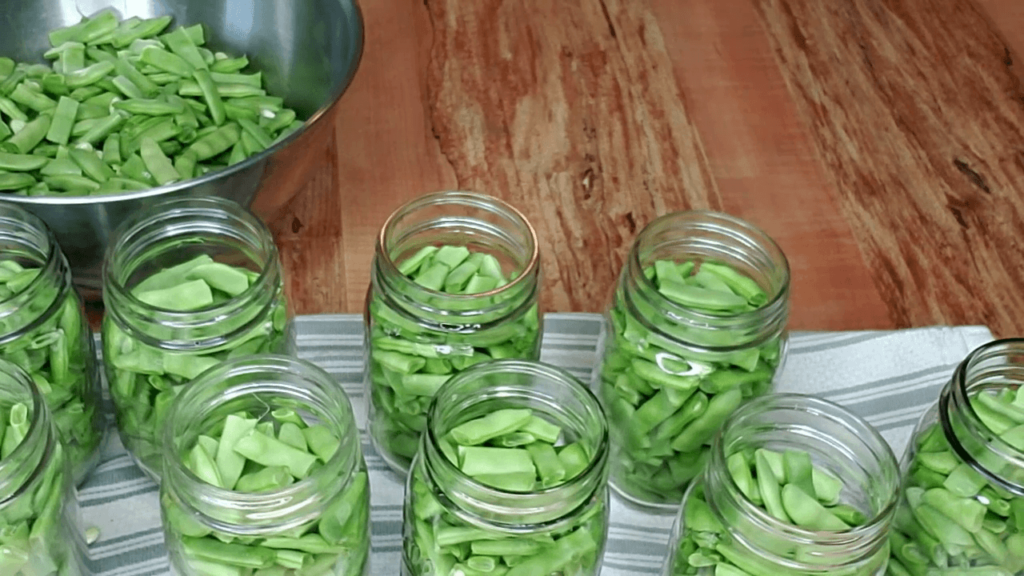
[0,357,85,576]
[0,204,105,487]
[403,359,610,576]
[888,339,1024,575]
[593,210,790,508]
[664,394,901,576]
[102,196,293,481]
[365,191,542,474]
[161,355,371,576]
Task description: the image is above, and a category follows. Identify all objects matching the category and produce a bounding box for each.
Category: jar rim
[940,337,1024,494]
[705,393,900,560]
[625,210,791,348]
[376,191,540,301]
[422,359,609,528]
[102,196,283,348]
[161,355,360,525]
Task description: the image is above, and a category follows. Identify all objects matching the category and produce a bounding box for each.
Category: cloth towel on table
[78,313,994,576]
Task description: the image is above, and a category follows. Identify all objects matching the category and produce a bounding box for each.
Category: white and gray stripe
[77,313,993,575]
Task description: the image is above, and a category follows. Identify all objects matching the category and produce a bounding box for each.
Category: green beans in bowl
[0,0,364,297]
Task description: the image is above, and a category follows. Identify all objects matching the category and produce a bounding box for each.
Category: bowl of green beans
[0,0,364,298]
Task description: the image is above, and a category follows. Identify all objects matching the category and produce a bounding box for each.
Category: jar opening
[162,356,360,534]
[941,338,1024,496]
[103,197,283,349]
[705,394,899,570]
[422,360,608,529]
[374,192,540,323]
[624,210,790,350]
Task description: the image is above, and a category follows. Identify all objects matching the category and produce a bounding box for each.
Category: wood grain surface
[251,0,1024,337]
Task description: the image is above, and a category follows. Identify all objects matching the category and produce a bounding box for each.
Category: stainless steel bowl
[0,0,364,298]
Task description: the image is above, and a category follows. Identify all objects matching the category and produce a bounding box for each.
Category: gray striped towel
[79,313,994,576]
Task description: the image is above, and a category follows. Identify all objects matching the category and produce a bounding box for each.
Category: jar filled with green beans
[0,357,85,576]
[365,192,542,474]
[403,360,610,576]
[888,339,1024,576]
[102,196,292,481]
[0,203,104,486]
[593,210,790,508]
[160,355,370,576]
[664,394,901,576]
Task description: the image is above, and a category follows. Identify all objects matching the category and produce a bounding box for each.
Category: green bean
[888,387,1024,574]
[103,256,289,477]
[43,96,78,145]
[0,153,48,172]
[597,259,783,506]
[368,246,541,470]
[163,408,370,576]
[139,137,180,185]
[406,408,604,576]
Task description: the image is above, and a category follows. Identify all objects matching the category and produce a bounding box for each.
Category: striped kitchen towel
[79,313,993,576]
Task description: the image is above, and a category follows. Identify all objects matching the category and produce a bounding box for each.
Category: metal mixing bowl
[0,0,364,298]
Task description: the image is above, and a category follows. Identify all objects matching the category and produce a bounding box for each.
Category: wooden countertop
[251,0,1024,338]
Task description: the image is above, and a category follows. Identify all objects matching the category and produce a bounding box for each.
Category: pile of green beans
[0,10,303,196]
[405,408,604,576]
[0,260,101,483]
[0,402,79,576]
[103,255,289,475]
[888,388,1024,576]
[163,408,370,576]
[598,259,782,504]
[369,245,540,467]
[670,448,868,576]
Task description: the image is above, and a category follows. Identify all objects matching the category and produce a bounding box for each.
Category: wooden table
[251,0,1024,338]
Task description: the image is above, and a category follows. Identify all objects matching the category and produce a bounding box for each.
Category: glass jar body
[0,204,104,486]
[400,360,611,576]
[0,359,85,576]
[160,355,370,576]
[365,191,542,474]
[595,210,791,508]
[663,394,899,576]
[888,340,1024,575]
[102,197,293,481]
